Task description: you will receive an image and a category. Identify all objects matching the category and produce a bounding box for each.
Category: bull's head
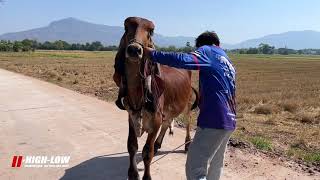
[116,17,155,137]
[124,17,155,60]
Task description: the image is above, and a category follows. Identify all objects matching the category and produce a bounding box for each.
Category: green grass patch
[287,148,320,163]
[250,136,273,151]
[304,152,320,163]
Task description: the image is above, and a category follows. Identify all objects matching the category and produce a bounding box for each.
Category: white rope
[151,139,193,165]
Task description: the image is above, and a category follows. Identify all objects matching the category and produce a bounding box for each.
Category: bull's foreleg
[142,114,161,180]
[127,116,139,180]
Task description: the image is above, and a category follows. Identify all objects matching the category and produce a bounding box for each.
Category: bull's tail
[191,87,199,110]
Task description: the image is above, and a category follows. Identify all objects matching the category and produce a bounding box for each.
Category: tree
[247,48,259,54]
[0,40,13,51]
[180,41,193,52]
[278,47,289,55]
[40,41,54,50]
[167,45,177,52]
[89,41,104,51]
[239,49,247,54]
[70,43,82,50]
[258,43,275,54]
[52,40,69,50]
[13,41,23,52]
[21,39,34,51]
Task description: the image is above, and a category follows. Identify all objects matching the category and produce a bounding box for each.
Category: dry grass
[279,100,299,113]
[254,104,274,115]
[228,54,320,163]
[0,51,118,101]
[0,51,320,163]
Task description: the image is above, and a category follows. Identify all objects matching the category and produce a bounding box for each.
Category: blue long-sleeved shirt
[150,45,236,130]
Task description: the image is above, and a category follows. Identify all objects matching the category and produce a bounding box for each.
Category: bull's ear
[113,48,125,87]
[114,34,126,76]
[114,47,126,75]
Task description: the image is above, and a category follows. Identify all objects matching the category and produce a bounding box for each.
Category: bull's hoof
[169,130,174,136]
[154,142,161,154]
[128,168,140,180]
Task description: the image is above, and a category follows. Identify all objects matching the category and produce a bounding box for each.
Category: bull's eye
[125,26,128,33]
[148,30,154,39]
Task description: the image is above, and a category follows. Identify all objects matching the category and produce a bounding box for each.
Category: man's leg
[185,127,232,180]
[207,131,232,180]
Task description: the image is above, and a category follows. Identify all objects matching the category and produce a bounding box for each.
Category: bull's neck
[125,61,144,109]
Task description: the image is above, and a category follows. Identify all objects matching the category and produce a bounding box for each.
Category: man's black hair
[195,31,220,48]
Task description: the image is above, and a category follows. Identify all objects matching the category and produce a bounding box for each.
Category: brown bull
[113,17,198,180]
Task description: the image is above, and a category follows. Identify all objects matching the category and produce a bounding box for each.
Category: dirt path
[0,69,318,180]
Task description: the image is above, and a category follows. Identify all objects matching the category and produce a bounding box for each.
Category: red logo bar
[11,156,23,167]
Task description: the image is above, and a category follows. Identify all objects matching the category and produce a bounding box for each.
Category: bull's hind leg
[182,107,192,153]
[184,118,191,152]
[127,116,139,180]
[169,119,175,135]
[154,119,172,154]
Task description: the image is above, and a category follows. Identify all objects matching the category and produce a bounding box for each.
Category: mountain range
[1,17,320,49]
[225,30,320,50]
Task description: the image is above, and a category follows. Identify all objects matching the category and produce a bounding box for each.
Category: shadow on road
[60,150,185,180]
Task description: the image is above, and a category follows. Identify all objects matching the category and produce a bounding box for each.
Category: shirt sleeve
[150,47,211,70]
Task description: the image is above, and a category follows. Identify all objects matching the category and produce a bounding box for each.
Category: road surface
[0,69,318,180]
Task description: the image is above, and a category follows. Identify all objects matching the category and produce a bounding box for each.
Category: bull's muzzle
[126,43,143,60]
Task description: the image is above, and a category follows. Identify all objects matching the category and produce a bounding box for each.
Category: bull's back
[160,65,192,118]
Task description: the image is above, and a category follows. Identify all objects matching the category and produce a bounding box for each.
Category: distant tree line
[0,39,196,53]
[155,42,195,53]
[1,40,320,55]
[226,43,320,55]
[0,39,118,52]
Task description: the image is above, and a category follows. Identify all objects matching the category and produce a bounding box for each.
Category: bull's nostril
[127,46,136,55]
[137,47,142,55]
[127,44,143,58]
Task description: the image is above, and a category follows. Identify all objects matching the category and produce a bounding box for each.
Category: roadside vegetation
[0,51,319,164]
[0,39,194,53]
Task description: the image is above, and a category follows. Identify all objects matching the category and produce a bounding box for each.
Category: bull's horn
[115,97,126,110]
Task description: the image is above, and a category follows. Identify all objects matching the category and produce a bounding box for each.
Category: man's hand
[144,47,155,60]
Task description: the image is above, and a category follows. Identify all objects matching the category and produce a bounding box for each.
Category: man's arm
[146,47,211,70]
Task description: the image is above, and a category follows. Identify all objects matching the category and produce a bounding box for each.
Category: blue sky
[1,0,320,44]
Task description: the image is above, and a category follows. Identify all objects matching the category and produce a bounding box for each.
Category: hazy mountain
[0,17,195,47]
[224,30,320,50]
[1,18,319,49]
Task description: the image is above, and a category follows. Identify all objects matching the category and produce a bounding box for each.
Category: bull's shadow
[60,150,185,180]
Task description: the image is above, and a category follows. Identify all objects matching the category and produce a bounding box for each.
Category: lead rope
[150,138,193,165]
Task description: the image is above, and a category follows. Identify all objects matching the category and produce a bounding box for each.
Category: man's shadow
[60,150,185,180]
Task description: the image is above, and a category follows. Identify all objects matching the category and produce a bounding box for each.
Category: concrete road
[0,69,317,180]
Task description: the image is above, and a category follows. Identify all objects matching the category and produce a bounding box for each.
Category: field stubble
[0,51,319,164]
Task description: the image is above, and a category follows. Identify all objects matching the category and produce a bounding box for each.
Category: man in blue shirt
[144,31,236,180]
